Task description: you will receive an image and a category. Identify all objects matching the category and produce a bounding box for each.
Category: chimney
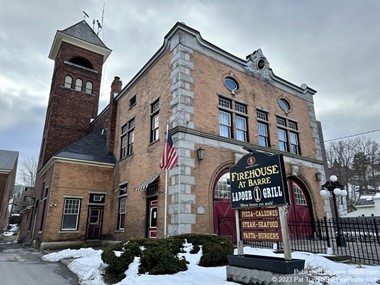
[111,76,122,95]
[107,76,122,155]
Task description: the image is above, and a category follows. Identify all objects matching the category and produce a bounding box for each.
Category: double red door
[213,177,313,241]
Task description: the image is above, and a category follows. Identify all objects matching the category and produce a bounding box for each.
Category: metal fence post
[324,216,331,250]
[373,217,380,245]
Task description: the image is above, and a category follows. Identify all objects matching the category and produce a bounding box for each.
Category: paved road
[0,234,79,285]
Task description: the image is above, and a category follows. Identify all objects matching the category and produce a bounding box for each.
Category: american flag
[160,128,178,170]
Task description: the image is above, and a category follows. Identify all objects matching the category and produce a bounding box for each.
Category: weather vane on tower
[82,3,105,36]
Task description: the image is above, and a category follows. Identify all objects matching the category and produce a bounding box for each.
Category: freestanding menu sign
[230,151,292,260]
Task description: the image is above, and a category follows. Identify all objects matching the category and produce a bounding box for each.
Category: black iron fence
[218,216,380,265]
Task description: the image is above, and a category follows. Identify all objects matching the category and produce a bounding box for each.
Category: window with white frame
[276,116,300,154]
[64,75,72,88]
[61,198,81,230]
[120,118,135,159]
[150,100,159,142]
[75,78,83,91]
[117,183,128,230]
[218,97,248,142]
[85,81,93,94]
[289,121,300,154]
[293,182,307,205]
[214,172,231,199]
[118,197,126,230]
[257,110,270,147]
[235,102,247,141]
[219,109,231,138]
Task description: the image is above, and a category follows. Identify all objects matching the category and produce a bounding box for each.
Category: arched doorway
[213,170,314,241]
[286,179,314,239]
[212,170,236,242]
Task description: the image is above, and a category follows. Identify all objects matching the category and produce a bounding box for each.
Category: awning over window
[134,175,159,192]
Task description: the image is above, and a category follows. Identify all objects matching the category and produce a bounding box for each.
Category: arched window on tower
[75,79,83,91]
[64,75,72,88]
[69,57,94,70]
[85,81,93,94]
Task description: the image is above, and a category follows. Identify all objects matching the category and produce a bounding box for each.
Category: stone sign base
[227,254,305,274]
[226,255,307,285]
[227,265,308,285]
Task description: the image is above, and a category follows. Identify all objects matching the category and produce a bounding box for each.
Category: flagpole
[163,124,169,238]
[164,167,168,238]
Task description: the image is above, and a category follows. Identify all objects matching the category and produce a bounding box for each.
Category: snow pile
[68,255,107,285]
[42,245,380,285]
[42,248,101,262]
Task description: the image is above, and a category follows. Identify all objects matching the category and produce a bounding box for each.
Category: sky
[38,243,380,285]
[1,0,380,181]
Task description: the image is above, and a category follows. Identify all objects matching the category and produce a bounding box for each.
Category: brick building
[19,20,326,249]
[0,150,18,234]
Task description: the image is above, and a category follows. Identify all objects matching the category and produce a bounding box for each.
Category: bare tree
[325,137,380,212]
[18,156,37,186]
[352,151,369,195]
[325,139,358,212]
[325,140,356,187]
[354,137,380,190]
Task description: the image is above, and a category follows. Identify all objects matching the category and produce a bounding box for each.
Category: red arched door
[212,170,236,242]
[286,179,313,239]
[212,171,313,241]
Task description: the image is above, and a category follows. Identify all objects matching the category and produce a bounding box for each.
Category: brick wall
[104,42,325,239]
[110,51,173,239]
[39,42,105,168]
[36,161,114,243]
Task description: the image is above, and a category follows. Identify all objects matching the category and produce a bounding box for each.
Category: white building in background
[342,193,380,218]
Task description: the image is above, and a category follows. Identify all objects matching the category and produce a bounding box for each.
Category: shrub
[183,234,234,266]
[101,242,124,264]
[199,240,234,267]
[138,245,187,275]
[124,241,142,257]
[100,234,234,283]
[101,242,134,283]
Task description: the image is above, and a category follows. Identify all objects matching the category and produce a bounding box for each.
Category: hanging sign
[230,151,288,209]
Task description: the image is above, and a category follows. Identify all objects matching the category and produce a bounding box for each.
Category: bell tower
[38,20,111,170]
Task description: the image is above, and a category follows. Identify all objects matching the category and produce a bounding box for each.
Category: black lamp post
[320,175,347,247]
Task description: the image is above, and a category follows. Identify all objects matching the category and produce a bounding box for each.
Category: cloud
[1,0,380,173]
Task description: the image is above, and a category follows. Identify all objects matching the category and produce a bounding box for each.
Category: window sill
[58,230,80,233]
[115,230,124,233]
[149,139,160,146]
[119,154,134,162]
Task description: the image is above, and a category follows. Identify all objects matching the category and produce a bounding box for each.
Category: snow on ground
[42,243,380,285]
[2,231,14,237]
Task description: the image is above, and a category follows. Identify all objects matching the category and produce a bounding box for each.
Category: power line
[324,128,380,143]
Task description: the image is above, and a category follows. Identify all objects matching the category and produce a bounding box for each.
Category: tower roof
[48,20,112,63]
[60,20,109,49]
